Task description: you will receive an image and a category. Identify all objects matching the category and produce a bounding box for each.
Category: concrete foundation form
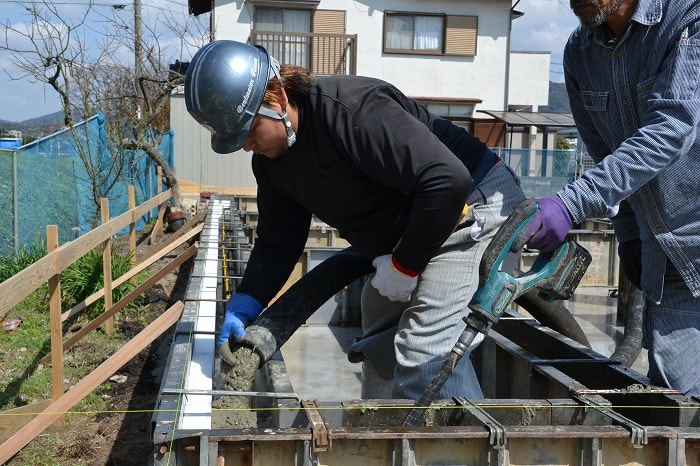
[152,195,700,465]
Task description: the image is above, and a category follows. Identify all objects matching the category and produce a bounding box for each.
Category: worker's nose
[242,134,254,153]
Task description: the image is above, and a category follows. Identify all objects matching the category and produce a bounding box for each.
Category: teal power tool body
[402,198,592,427]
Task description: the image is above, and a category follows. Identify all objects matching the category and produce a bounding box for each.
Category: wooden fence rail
[0,189,172,319]
[0,185,204,459]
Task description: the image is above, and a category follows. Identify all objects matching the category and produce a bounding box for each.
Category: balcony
[250,30,357,76]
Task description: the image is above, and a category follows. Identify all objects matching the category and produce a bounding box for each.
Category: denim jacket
[560,0,700,302]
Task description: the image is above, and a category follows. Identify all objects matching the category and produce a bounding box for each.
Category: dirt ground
[6,221,196,466]
[97,230,195,466]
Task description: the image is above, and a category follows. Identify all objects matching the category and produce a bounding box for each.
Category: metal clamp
[302,400,332,452]
[454,396,506,448]
[574,394,648,447]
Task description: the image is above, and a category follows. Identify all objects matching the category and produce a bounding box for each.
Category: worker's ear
[278,87,289,111]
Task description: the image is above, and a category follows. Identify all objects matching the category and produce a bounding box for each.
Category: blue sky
[0,0,195,123]
[511,0,580,83]
[0,0,580,123]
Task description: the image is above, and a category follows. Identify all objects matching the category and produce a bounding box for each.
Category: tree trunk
[140,145,182,210]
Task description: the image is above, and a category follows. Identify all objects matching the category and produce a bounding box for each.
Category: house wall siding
[508,51,551,110]
[216,0,511,111]
[170,92,257,189]
[172,0,550,188]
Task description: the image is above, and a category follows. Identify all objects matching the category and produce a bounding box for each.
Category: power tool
[402,198,592,426]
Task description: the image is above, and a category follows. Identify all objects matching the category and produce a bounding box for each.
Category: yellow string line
[2,403,697,417]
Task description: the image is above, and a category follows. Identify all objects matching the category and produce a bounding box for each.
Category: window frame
[383,11,445,55]
[253,6,312,33]
[382,11,478,57]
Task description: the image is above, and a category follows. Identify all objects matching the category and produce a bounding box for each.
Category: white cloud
[511,0,581,82]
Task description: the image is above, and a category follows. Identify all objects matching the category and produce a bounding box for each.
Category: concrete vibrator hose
[231,247,592,367]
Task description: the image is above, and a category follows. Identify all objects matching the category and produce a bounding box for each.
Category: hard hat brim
[211,132,247,154]
[210,115,255,154]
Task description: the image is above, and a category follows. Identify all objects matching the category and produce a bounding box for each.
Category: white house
[170,0,551,188]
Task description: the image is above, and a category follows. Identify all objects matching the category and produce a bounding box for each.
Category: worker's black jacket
[240,75,497,305]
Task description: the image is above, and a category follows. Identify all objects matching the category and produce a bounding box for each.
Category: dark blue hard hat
[185,40,273,154]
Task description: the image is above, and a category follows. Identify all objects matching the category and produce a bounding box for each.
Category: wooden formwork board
[159,424,700,465]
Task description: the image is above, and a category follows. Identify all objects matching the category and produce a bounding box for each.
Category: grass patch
[0,221,186,464]
[60,249,142,319]
[0,239,46,283]
[0,245,148,412]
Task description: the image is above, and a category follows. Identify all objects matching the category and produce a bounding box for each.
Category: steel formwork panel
[152,195,700,465]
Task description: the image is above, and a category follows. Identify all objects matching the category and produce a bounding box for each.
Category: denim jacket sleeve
[558,0,700,300]
[559,8,700,226]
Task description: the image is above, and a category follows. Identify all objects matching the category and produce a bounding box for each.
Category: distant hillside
[0,111,68,138]
[543,81,571,113]
[2,83,571,136]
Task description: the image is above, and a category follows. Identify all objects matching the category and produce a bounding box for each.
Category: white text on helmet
[237,57,259,114]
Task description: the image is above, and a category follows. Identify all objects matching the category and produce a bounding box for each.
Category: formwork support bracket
[574,394,648,447]
[454,396,507,448]
[302,400,332,452]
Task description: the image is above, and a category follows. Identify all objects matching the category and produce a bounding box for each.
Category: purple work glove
[371,254,419,302]
[524,195,574,252]
[618,238,642,290]
[217,292,263,347]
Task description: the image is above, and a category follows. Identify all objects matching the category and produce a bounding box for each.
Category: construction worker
[524,0,700,397]
[184,40,526,399]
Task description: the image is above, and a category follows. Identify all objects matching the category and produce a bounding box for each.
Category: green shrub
[0,239,47,283]
[60,249,139,319]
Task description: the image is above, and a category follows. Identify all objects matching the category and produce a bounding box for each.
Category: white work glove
[371,254,418,302]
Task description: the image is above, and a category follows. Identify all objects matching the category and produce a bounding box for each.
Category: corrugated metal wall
[170,91,257,189]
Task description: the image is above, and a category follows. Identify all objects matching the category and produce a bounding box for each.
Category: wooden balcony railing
[251,30,357,76]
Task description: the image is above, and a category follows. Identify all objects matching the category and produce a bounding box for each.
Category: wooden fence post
[47,225,64,401]
[100,198,114,334]
[128,186,137,286]
[129,186,136,267]
[0,302,185,465]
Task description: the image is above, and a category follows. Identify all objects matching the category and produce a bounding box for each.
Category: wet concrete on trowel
[212,345,267,429]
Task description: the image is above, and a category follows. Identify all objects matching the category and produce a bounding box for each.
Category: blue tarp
[0,138,22,150]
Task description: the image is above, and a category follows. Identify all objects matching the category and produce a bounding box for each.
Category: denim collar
[580,0,663,47]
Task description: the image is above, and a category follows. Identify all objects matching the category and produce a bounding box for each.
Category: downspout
[505,0,522,111]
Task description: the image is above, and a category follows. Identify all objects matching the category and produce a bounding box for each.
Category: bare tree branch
[1,0,210,217]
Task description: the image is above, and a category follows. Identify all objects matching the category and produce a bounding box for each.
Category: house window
[383,12,478,56]
[385,13,443,52]
[255,8,312,67]
[255,7,311,33]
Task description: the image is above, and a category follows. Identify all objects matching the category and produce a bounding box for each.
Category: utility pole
[134,0,144,117]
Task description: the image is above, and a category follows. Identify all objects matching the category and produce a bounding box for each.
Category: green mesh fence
[0,113,174,255]
[0,151,13,254]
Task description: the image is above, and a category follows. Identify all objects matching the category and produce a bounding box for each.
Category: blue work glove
[618,238,642,289]
[371,254,418,302]
[217,292,263,347]
[524,195,574,252]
